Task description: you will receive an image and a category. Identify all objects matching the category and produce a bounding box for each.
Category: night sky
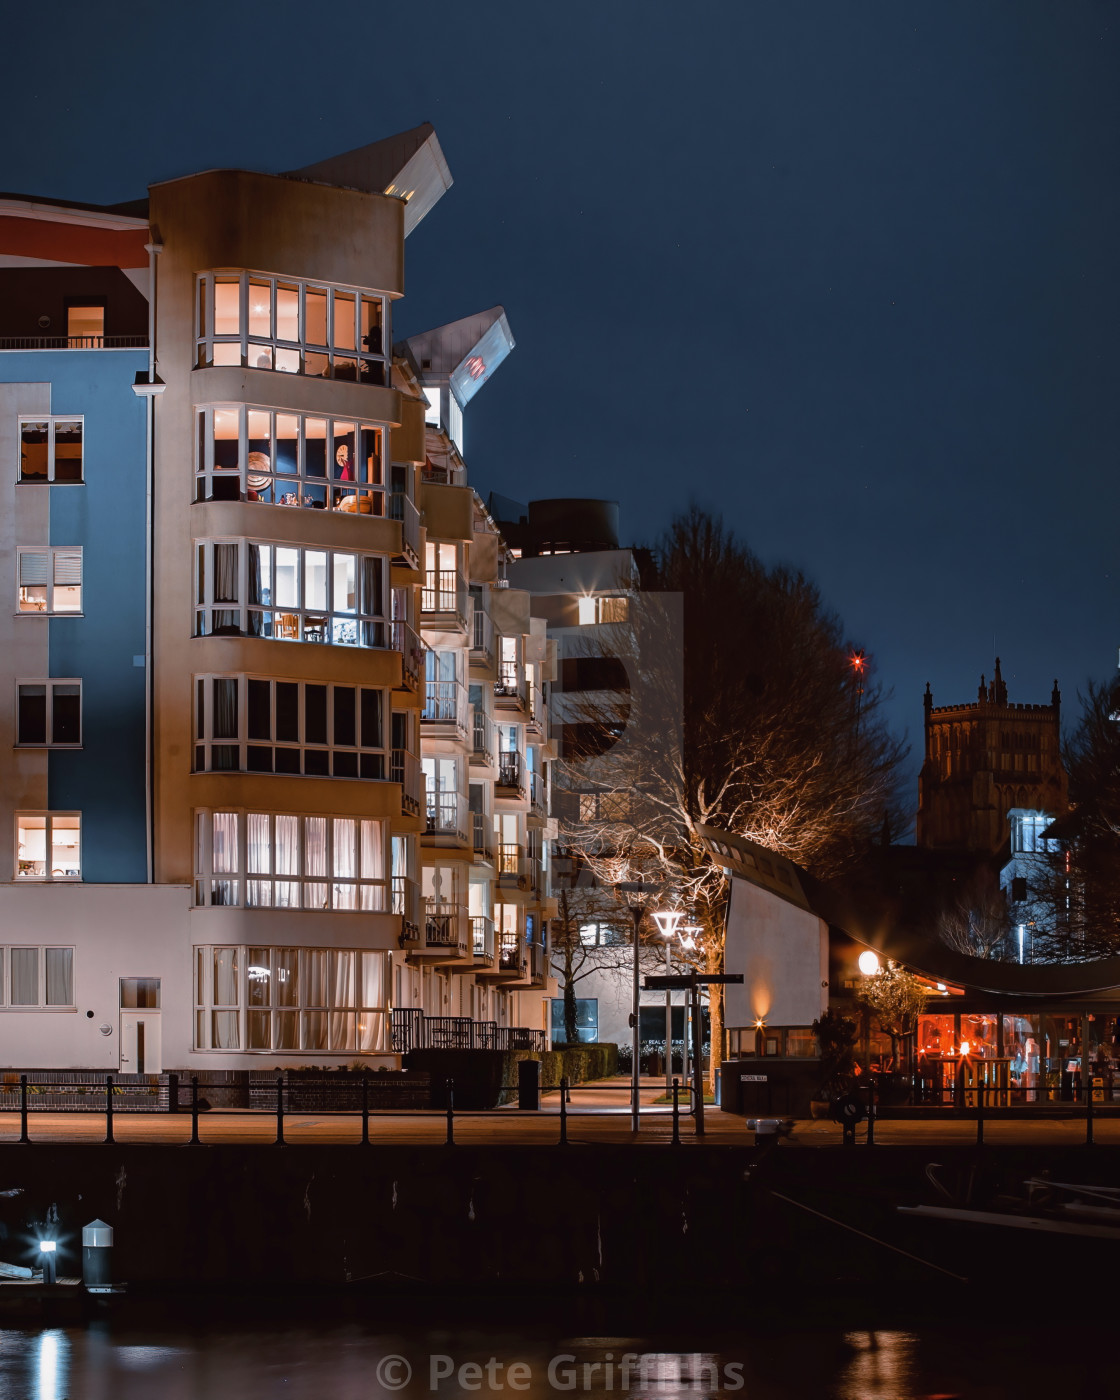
[7,2,1118,772]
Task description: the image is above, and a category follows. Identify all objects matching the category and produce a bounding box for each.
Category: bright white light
[577,596,596,626]
[1018,923,1026,964]
[936,983,946,991]
[39,1240,56,1252]
[652,910,684,940]
[858,950,880,976]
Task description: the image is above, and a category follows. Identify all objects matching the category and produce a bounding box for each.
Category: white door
[120,1012,162,1074]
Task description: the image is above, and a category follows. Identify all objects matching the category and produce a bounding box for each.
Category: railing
[422,679,467,730]
[425,790,469,842]
[389,492,421,564]
[421,451,466,487]
[0,335,149,351]
[497,843,523,880]
[498,939,525,974]
[527,682,547,731]
[392,620,424,689]
[494,662,528,707]
[528,768,546,816]
[528,942,546,980]
[471,607,495,663]
[389,1015,545,1052]
[391,749,422,814]
[391,1007,425,1054]
[392,875,420,934]
[497,750,524,792]
[470,915,495,960]
[472,710,495,764]
[422,901,468,951]
[422,569,468,621]
[472,811,493,863]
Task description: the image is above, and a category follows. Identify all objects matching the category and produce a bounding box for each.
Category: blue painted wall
[3,351,149,882]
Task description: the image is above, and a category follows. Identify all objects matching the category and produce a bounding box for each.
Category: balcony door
[119,978,162,1075]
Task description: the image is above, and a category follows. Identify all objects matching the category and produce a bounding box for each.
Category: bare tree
[937,867,1010,959]
[558,507,906,1089]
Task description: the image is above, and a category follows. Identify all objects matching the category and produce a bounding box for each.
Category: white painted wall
[723,875,829,1029]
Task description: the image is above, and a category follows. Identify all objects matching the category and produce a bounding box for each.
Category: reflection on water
[0,1320,1110,1400]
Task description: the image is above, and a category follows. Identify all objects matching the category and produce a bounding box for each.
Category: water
[0,1318,1109,1400]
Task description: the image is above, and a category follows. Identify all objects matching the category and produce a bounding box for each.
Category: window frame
[17,416,84,484]
[193,808,388,912]
[0,945,75,1009]
[16,546,83,616]
[195,403,388,515]
[193,538,389,647]
[195,272,389,386]
[15,812,82,882]
[193,673,387,780]
[15,678,82,747]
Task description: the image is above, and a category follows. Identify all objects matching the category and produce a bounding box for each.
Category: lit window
[194,810,386,911]
[18,419,83,483]
[423,388,441,427]
[193,944,389,1053]
[195,404,385,513]
[16,814,81,880]
[17,548,82,613]
[66,305,104,347]
[16,681,81,746]
[577,597,596,626]
[196,273,387,386]
[193,674,386,779]
[597,595,629,624]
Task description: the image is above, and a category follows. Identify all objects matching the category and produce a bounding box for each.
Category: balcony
[471,811,493,864]
[392,875,420,941]
[422,679,468,737]
[421,569,469,631]
[528,768,547,821]
[471,710,495,768]
[497,938,526,975]
[425,789,469,845]
[415,900,470,958]
[470,915,495,965]
[390,492,421,569]
[0,335,149,351]
[496,750,525,796]
[494,661,529,714]
[390,1010,545,1051]
[392,620,424,691]
[527,941,547,983]
[471,608,495,667]
[526,682,547,736]
[391,749,422,817]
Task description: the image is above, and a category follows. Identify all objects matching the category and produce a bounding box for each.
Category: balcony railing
[498,939,525,974]
[423,900,469,952]
[0,335,149,351]
[391,749,422,815]
[472,811,493,863]
[472,710,495,765]
[471,915,495,961]
[391,1011,545,1052]
[422,679,467,731]
[392,875,420,936]
[528,942,546,981]
[389,492,421,565]
[527,682,546,732]
[528,768,546,816]
[425,790,469,843]
[422,569,468,624]
[392,620,424,689]
[497,750,524,793]
[497,843,523,879]
[494,661,528,708]
[471,608,495,664]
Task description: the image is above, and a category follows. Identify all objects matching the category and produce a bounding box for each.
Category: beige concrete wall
[419,482,473,542]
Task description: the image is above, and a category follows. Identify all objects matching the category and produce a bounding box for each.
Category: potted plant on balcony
[809,1008,858,1118]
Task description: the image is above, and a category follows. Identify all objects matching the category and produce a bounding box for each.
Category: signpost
[643,973,744,1135]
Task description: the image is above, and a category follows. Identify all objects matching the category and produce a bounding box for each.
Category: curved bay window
[194,944,390,1052]
[196,405,385,514]
[194,539,388,646]
[195,809,386,910]
[196,273,387,385]
[194,674,386,779]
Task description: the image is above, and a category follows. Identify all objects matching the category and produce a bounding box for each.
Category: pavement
[0,1077,1111,1147]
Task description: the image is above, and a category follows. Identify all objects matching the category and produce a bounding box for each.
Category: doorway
[120,978,162,1074]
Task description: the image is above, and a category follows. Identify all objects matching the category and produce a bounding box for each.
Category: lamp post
[616,882,662,1133]
[652,911,685,1096]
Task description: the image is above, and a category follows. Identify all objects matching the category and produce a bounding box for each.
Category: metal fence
[391,1009,545,1053]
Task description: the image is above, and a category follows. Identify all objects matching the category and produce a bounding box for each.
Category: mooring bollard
[361,1072,370,1146]
[275,1073,285,1145]
[558,1077,569,1146]
[445,1078,455,1146]
[104,1075,114,1144]
[18,1075,29,1145]
[82,1219,114,1292]
[671,1077,681,1146]
[189,1076,201,1145]
[865,1074,875,1147]
[167,1071,179,1115]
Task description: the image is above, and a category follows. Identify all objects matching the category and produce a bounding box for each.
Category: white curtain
[331,950,357,1008]
[214,543,238,602]
[211,812,239,875]
[333,818,356,909]
[247,813,270,873]
[213,947,239,1004]
[274,816,299,905]
[10,948,37,1006]
[45,948,72,1006]
[304,817,327,877]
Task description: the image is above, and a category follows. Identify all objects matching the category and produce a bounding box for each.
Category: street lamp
[615,881,663,1132]
[652,910,685,1095]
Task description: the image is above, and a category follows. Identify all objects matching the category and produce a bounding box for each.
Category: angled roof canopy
[398,306,514,407]
[284,122,452,236]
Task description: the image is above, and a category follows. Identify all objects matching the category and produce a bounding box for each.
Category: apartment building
[0,123,553,1073]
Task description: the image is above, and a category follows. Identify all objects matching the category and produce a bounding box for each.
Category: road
[0,1077,1112,1147]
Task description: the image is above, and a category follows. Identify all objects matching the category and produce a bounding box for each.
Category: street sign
[740,1075,768,1083]
[643,974,745,990]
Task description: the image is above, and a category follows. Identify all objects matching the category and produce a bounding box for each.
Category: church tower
[916,660,1067,852]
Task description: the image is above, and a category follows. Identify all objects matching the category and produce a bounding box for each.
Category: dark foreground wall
[0,1142,1115,1299]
